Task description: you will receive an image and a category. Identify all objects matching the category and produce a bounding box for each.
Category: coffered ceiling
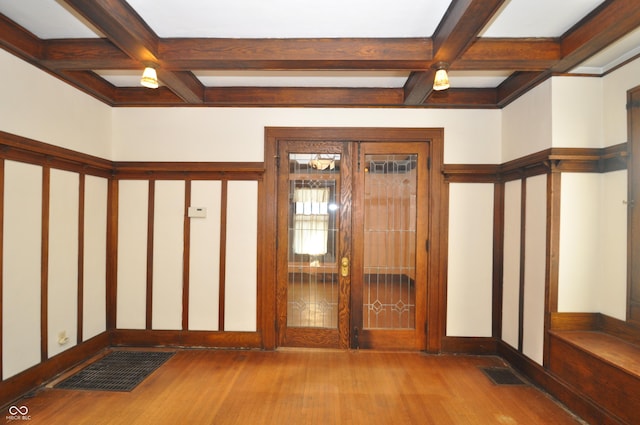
[1,0,639,108]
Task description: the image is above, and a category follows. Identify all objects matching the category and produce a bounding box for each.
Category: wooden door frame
[262,127,445,352]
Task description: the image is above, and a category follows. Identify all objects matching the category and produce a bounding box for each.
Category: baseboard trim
[440,336,498,354]
[110,329,262,349]
[0,332,109,408]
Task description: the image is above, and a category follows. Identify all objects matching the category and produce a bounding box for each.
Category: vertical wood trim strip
[492,182,505,338]
[77,174,85,343]
[41,166,51,361]
[544,170,562,366]
[146,180,155,330]
[518,178,527,352]
[430,134,446,353]
[182,180,191,330]
[0,159,4,377]
[262,131,278,350]
[106,178,118,330]
[218,180,228,331]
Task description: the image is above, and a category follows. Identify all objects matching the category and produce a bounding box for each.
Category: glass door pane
[362,154,417,330]
[287,153,341,329]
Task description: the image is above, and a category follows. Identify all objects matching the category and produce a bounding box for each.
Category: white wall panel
[599,170,627,319]
[522,175,547,365]
[83,175,108,340]
[446,183,494,337]
[502,180,522,349]
[116,180,148,329]
[188,181,222,331]
[558,173,600,312]
[152,181,185,330]
[48,169,79,357]
[224,181,258,332]
[2,161,42,379]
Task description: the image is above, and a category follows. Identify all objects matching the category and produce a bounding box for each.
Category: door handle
[341,257,350,277]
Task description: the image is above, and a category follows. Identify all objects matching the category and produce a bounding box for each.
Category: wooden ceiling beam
[42,39,138,69]
[404,0,506,105]
[61,0,204,104]
[424,88,498,108]
[457,38,561,70]
[553,0,640,73]
[159,38,432,70]
[0,13,43,63]
[203,87,404,107]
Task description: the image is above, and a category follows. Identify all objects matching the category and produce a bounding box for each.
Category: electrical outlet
[58,331,69,345]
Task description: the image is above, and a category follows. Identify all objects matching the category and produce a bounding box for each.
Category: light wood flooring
[7,349,586,424]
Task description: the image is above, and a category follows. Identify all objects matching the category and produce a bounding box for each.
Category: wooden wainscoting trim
[0,332,109,408]
[0,130,112,178]
[440,336,498,355]
[549,312,601,331]
[445,144,629,184]
[109,329,262,349]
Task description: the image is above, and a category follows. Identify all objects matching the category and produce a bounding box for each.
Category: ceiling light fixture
[140,66,159,89]
[432,62,450,91]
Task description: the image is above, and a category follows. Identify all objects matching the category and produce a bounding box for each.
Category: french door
[276,139,429,350]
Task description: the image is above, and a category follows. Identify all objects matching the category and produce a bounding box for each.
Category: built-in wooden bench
[549,313,640,425]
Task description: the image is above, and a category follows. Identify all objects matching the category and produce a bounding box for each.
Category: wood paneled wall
[0,130,264,407]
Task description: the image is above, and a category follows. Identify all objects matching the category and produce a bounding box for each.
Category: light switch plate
[188,206,207,218]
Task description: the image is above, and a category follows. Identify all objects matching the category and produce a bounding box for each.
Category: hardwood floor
[7,349,586,424]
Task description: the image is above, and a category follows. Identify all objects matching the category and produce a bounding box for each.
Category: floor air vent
[480,367,526,385]
[55,351,175,392]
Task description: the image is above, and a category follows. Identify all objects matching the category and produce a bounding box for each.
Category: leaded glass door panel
[276,139,428,350]
[276,141,352,348]
[351,142,428,350]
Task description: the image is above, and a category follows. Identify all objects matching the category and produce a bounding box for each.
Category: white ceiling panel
[126,0,453,38]
[194,71,410,88]
[481,0,606,37]
[448,71,512,88]
[0,0,100,39]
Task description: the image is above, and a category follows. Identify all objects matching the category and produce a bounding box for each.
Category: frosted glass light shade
[141,67,159,89]
[433,68,449,91]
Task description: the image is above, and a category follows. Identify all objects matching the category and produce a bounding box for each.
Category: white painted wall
[522,174,547,365]
[224,181,259,332]
[111,108,502,164]
[558,173,600,313]
[2,161,42,379]
[599,170,627,319]
[152,181,185,330]
[188,181,222,331]
[446,183,494,337]
[551,77,603,148]
[502,80,553,162]
[558,172,627,318]
[116,180,149,329]
[0,50,112,159]
[48,169,79,357]
[502,180,522,349]
[83,176,108,340]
